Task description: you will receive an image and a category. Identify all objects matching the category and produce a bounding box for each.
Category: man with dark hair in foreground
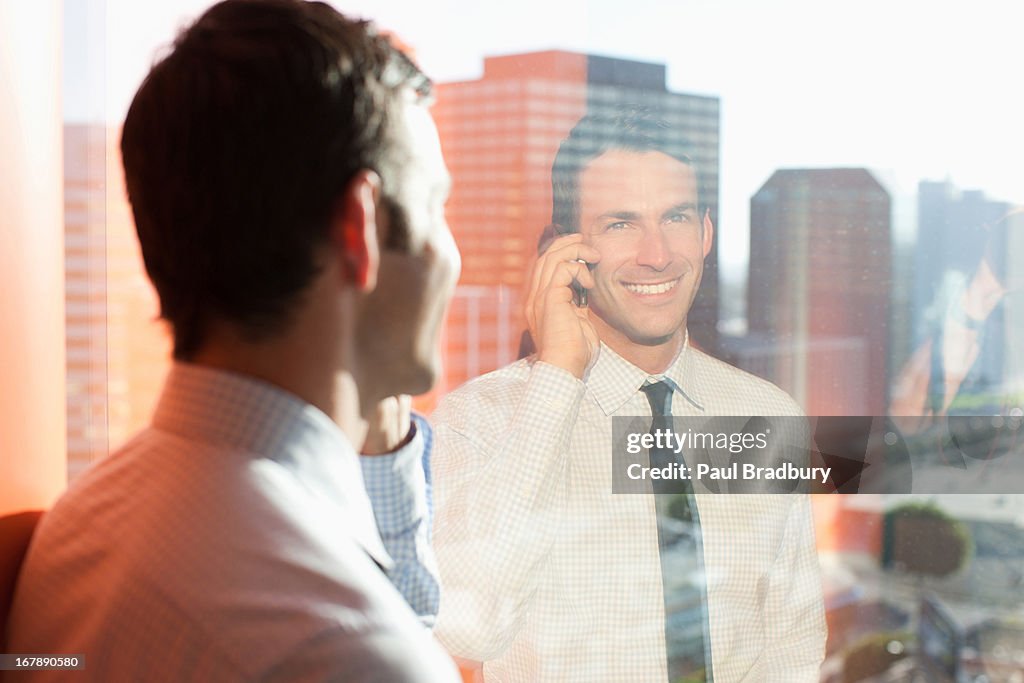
[8,1,460,680]
[431,109,825,681]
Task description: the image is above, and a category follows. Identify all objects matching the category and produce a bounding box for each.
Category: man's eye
[606,221,630,231]
[667,212,691,224]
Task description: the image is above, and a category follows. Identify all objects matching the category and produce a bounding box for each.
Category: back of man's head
[550,106,703,234]
[121,0,432,360]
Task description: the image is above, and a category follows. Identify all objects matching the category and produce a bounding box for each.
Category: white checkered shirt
[432,341,826,682]
[8,363,458,682]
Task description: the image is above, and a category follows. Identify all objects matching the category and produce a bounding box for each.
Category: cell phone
[571,261,589,308]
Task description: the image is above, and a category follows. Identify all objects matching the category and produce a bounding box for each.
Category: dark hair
[121,0,432,359]
[550,106,703,234]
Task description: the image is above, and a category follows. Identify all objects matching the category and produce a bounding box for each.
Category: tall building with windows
[64,124,110,478]
[745,168,891,416]
[429,51,720,403]
[64,124,170,479]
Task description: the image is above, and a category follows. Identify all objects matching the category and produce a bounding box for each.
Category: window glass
[64,1,1023,678]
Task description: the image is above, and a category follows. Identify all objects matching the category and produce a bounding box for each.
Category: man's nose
[636,226,671,270]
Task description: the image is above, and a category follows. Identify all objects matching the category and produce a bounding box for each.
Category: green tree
[881,502,972,578]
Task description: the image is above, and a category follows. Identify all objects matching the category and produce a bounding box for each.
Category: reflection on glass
[59,6,1024,680]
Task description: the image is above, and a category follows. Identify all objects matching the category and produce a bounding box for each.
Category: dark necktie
[641,381,713,683]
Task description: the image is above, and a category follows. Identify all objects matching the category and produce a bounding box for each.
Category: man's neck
[190,326,366,447]
[595,325,686,375]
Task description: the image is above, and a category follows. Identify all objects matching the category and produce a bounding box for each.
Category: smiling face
[577,150,713,360]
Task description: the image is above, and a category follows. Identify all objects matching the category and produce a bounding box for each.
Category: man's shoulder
[37,429,156,529]
[15,428,456,681]
[688,348,803,416]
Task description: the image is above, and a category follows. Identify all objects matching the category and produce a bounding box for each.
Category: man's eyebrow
[596,210,643,222]
[594,203,699,223]
[661,202,698,220]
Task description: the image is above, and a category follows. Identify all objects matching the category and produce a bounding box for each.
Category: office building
[64,124,169,479]
[747,168,891,416]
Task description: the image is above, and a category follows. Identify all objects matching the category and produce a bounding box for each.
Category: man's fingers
[528,234,599,326]
[545,258,596,293]
[530,233,581,302]
[526,238,574,327]
[535,241,600,298]
[532,260,596,338]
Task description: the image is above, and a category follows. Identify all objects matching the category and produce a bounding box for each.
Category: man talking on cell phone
[429,108,826,682]
[8,1,461,680]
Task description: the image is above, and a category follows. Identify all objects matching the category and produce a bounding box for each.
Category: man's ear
[331,170,381,291]
[702,208,714,258]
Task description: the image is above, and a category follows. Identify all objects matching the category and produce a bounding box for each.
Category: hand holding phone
[545,224,590,308]
[526,232,601,378]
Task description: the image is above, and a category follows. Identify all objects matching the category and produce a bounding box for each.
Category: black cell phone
[571,279,588,308]
[571,265,588,308]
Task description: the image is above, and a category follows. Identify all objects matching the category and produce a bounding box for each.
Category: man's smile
[621,276,682,297]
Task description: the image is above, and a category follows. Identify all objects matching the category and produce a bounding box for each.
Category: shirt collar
[586,332,705,416]
[151,362,392,570]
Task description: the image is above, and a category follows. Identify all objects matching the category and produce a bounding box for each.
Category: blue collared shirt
[360,413,440,625]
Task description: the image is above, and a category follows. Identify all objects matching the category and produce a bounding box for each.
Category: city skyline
[63,0,1024,278]
[54,13,1023,460]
